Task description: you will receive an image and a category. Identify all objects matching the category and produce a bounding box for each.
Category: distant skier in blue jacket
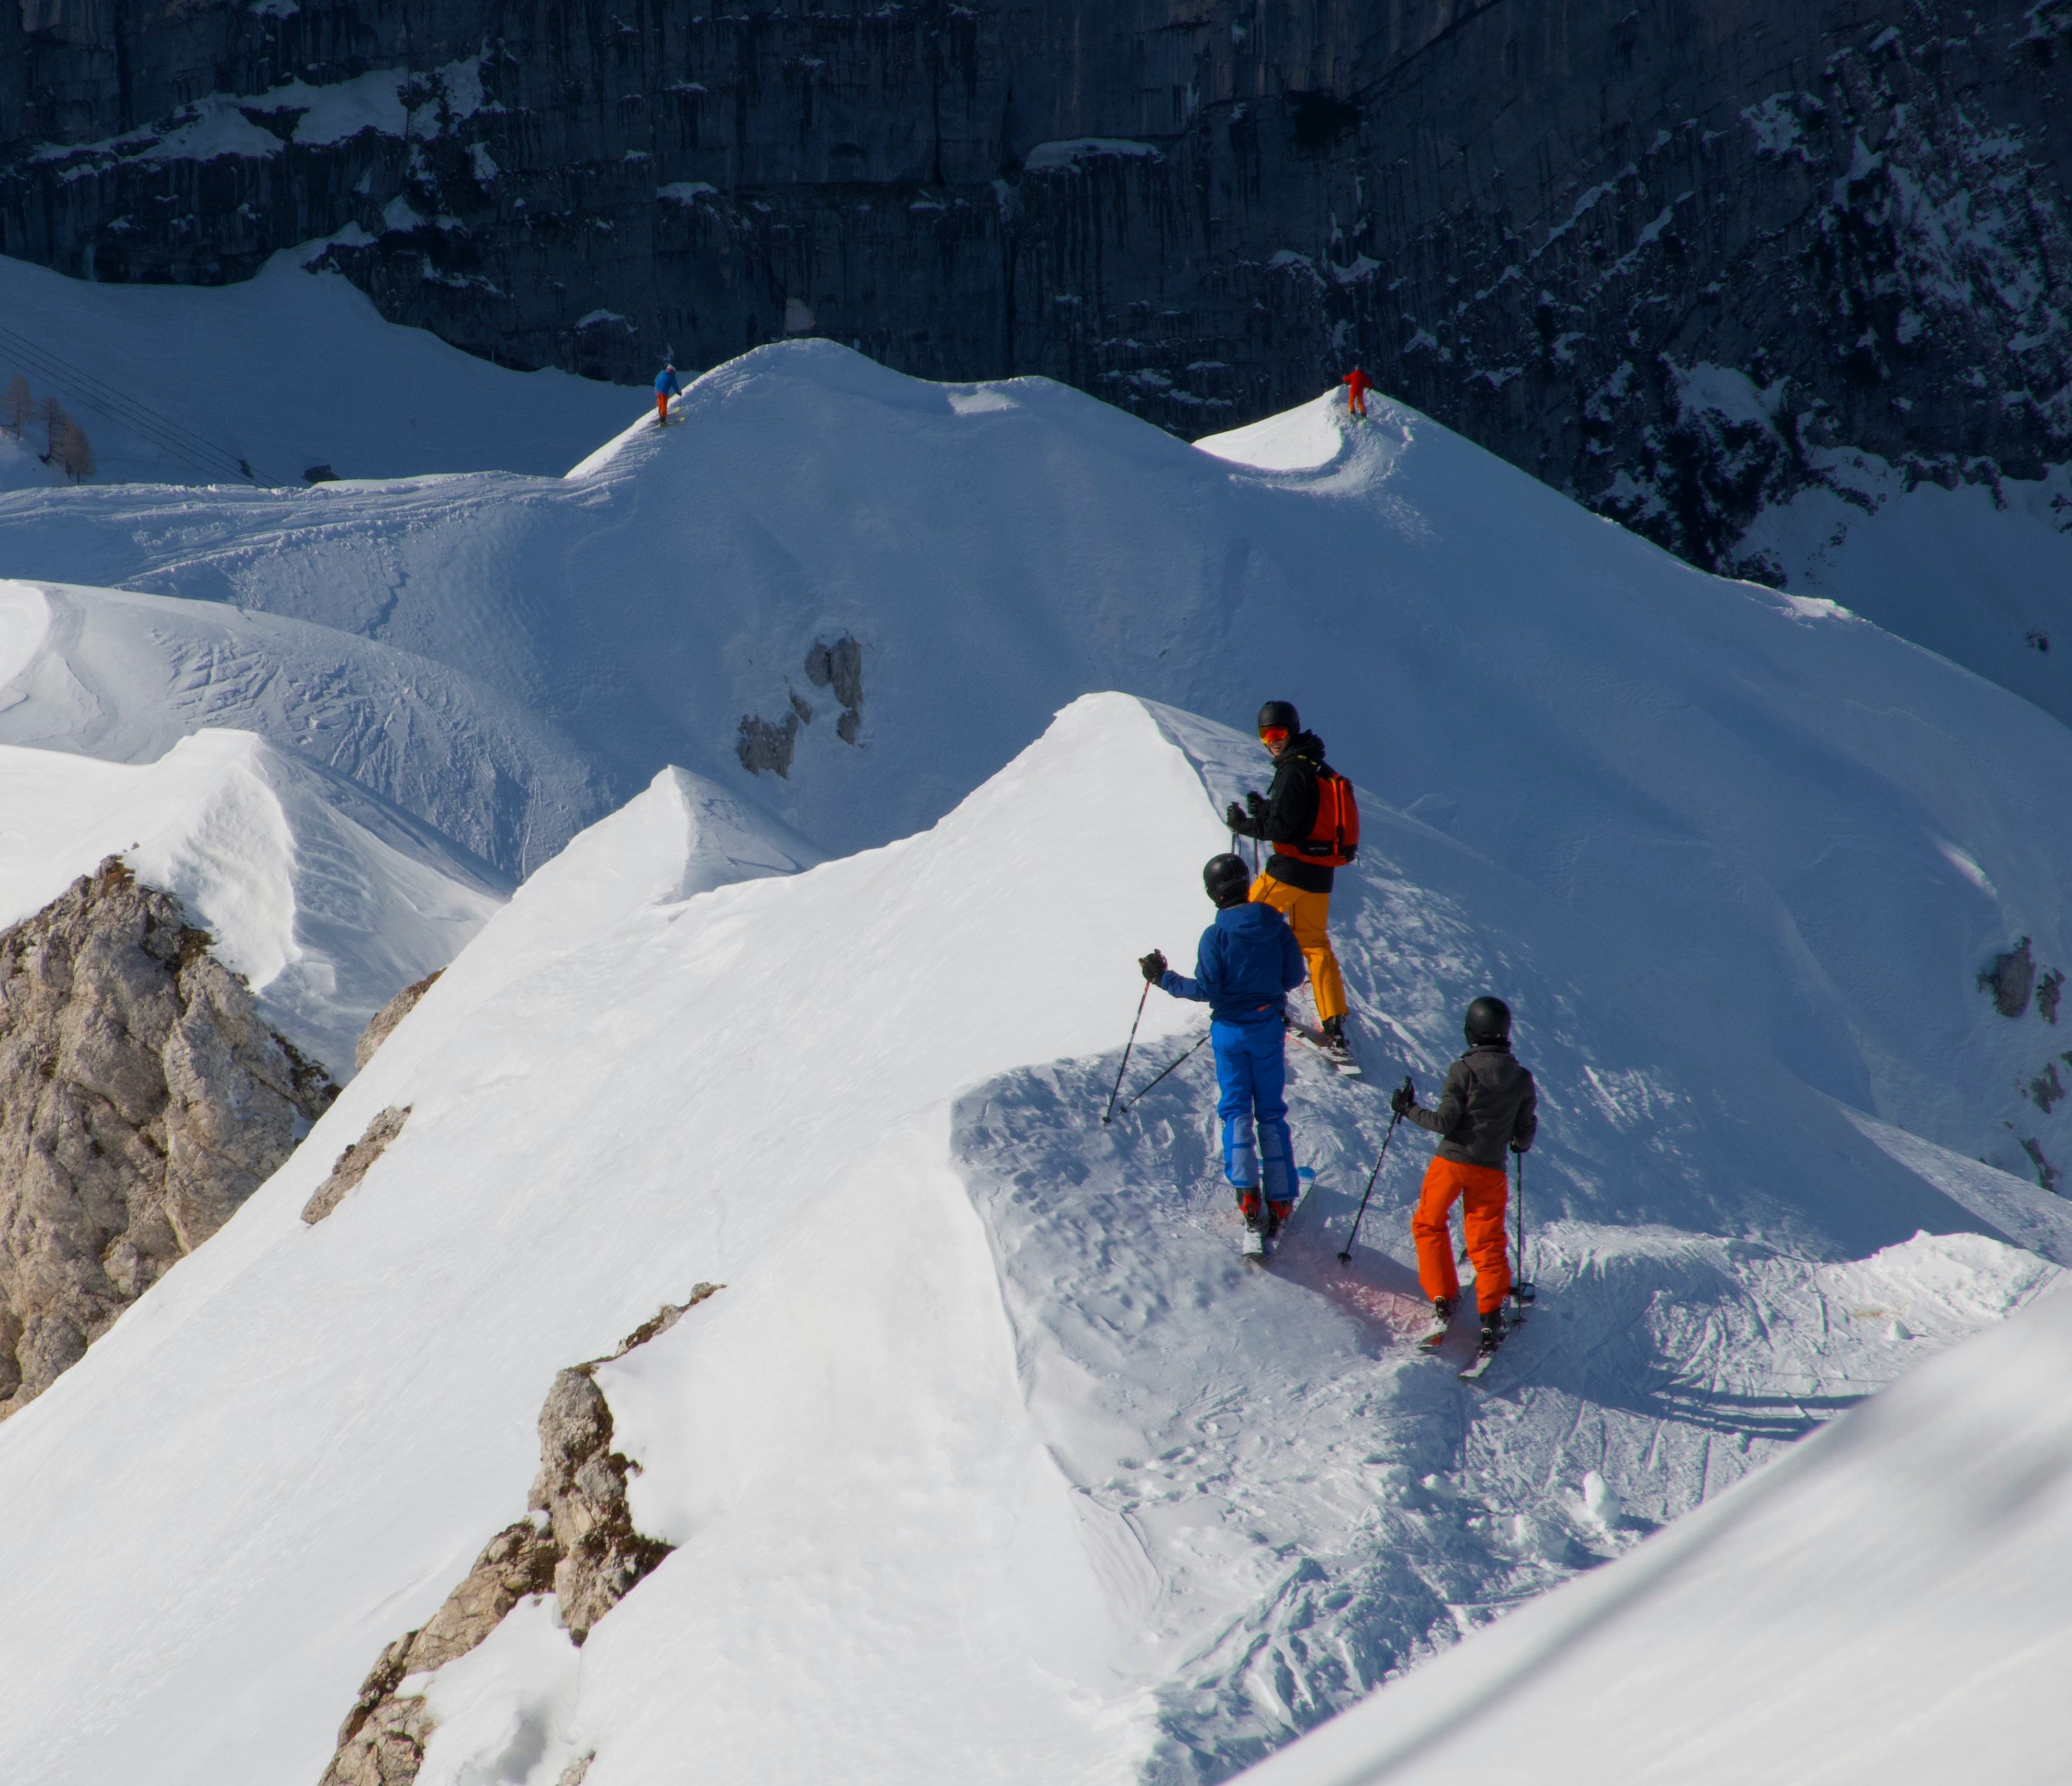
[1140,853,1308,1240]
[654,363,682,426]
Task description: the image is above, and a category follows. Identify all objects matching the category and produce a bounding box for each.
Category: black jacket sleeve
[1264,756,1319,846]
[1513,1071,1538,1152]
[1409,1060,1470,1141]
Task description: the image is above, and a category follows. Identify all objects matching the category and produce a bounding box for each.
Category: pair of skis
[1420,1309,1504,1381]
[1285,1015,1362,1077]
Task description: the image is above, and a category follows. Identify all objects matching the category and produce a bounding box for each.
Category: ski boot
[1476,1308,1508,1359]
[1237,1189,1266,1256]
[1264,1198,1294,1242]
[1320,1014,1354,1063]
[1420,1296,1456,1344]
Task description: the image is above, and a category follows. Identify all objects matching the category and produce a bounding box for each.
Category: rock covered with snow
[319,1292,714,1786]
[301,1105,410,1226]
[0,856,334,1414]
[355,973,441,1073]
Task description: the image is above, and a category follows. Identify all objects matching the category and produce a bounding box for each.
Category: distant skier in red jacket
[1342,368,1373,419]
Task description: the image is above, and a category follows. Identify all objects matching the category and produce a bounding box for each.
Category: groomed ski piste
[2,335,2071,1783]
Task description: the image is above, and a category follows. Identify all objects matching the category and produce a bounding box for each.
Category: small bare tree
[2,374,29,438]
[39,394,63,460]
[55,417,95,483]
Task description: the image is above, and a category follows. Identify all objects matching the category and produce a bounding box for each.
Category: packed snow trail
[1230,1274,2072,1786]
[4,344,2071,1196]
[0,695,2057,1786]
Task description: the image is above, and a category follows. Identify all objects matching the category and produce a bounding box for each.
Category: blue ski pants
[1212,1018,1296,1202]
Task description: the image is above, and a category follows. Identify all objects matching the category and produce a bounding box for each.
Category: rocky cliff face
[0,856,336,1415]
[320,1288,716,1786]
[4,1,2067,571]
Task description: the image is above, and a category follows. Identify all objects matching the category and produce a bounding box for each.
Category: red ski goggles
[1258,725,1290,745]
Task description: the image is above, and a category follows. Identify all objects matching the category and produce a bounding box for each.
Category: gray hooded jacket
[1407,1043,1537,1168]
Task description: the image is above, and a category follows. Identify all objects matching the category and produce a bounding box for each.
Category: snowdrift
[0,723,505,1078]
[0,695,2060,1786]
[0,250,643,489]
[1234,1275,2072,1786]
[0,578,603,876]
[5,340,2068,1186]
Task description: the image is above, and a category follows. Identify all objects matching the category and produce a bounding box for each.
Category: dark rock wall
[4,0,2069,570]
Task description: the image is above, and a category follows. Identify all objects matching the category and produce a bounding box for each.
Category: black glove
[1390,1078,1415,1118]
[1245,788,1268,819]
[1224,800,1247,833]
[1140,949,1168,984]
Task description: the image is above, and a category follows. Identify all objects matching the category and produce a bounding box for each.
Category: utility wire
[0,315,281,486]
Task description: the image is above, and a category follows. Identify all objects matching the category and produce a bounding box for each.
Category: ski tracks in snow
[951,1048,2056,1782]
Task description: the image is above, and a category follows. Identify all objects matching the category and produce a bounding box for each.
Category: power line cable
[0,315,282,486]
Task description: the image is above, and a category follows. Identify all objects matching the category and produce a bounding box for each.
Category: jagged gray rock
[354,970,443,1073]
[0,857,336,1416]
[318,1286,722,1785]
[301,1106,412,1225]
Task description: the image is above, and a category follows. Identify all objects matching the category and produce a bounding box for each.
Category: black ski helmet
[1463,996,1512,1045]
[1257,699,1300,737]
[1203,853,1252,907]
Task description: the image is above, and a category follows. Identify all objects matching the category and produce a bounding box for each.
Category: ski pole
[1116,1031,1210,1118]
[1336,1084,1410,1262]
[1102,981,1151,1126]
[1511,1147,1536,1314]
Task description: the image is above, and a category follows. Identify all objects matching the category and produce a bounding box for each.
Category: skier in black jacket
[1226,699,1355,1060]
[1392,996,1537,1358]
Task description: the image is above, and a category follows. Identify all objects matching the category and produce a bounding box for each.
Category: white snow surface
[1737,448,2072,732]
[0,687,2063,1785]
[3,352,2072,1780]
[0,719,506,1077]
[0,251,642,488]
[1233,1273,2072,1785]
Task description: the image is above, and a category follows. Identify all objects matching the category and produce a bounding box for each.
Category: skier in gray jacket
[1392,996,1537,1356]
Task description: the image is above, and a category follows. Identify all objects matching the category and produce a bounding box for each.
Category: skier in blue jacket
[654,363,682,426]
[1140,853,1308,1240]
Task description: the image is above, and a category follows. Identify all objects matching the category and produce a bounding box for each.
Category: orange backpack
[1275,765,1359,867]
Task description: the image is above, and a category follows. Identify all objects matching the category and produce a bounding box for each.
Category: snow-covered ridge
[0,720,504,1078]
[0,694,2062,1786]
[8,343,2072,1190]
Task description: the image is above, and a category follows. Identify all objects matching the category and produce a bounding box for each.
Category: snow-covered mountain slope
[0,251,644,489]
[1233,1273,2072,1786]
[0,578,603,876]
[0,725,505,1077]
[4,342,2068,1190]
[0,695,2063,1786]
[1735,451,2072,736]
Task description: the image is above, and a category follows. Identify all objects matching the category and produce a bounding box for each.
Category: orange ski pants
[656,392,670,425]
[1247,873,1347,1023]
[1412,1156,1510,1313]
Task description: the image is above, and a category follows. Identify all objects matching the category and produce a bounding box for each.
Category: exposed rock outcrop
[354,970,442,1073]
[301,1105,411,1225]
[0,857,336,1416]
[319,1286,722,1786]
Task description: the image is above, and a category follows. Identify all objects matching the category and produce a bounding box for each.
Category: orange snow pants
[1412,1156,1510,1313]
[656,392,670,425]
[1248,873,1346,1023]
